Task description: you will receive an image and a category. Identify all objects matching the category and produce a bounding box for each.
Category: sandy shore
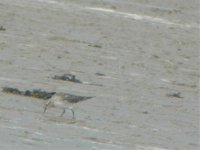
[0,0,199,149]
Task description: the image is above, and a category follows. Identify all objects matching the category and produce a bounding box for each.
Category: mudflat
[0,0,199,150]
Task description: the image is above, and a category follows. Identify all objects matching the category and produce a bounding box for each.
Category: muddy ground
[0,0,199,150]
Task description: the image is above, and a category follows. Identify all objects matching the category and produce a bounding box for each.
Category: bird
[43,92,92,119]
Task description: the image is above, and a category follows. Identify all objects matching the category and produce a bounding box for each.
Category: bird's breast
[53,99,65,107]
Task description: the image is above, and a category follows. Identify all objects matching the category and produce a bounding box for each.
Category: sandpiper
[43,93,92,119]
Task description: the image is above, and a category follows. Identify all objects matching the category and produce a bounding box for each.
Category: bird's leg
[43,100,51,113]
[70,108,75,120]
[60,108,66,117]
[60,107,75,119]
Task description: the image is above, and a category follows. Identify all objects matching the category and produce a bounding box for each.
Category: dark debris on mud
[52,73,82,83]
[88,44,102,48]
[166,92,183,98]
[0,26,6,31]
[2,87,55,100]
[95,72,106,76]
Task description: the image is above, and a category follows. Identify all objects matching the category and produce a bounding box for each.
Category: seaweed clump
[2,87,55,100]
[53,73,82,83]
